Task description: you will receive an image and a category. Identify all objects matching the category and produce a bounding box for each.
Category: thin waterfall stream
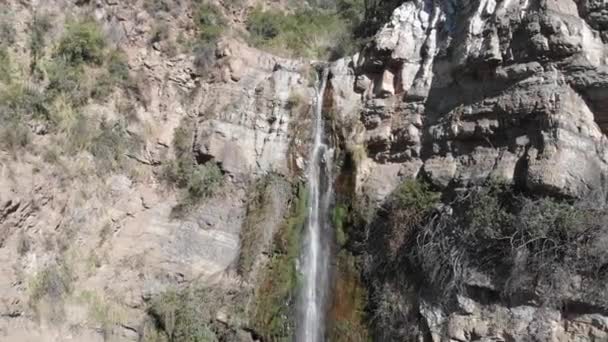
[296,68,333,342]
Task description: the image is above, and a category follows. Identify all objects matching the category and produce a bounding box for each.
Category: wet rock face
[334,0,608,199]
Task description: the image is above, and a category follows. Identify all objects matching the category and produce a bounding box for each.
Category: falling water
[296,67,333,342]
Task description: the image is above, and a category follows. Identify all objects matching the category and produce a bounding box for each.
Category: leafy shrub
[57,18,106,66]
[150,22,171,45]
[193,43,216,75]
[407,183,608,307]
[246,4,363,59]
[160,118,223,214]
[195,4,225,43]
[392,179,440,211]
[185,163,223,201]
[382,179,440,258]
[359,0,402,37]
[148,288,218,342]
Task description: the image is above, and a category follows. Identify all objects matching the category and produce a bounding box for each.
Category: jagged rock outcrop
[330,0,608,201]
[326,0,608,341]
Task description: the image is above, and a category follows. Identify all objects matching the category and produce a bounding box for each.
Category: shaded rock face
[330,0,608,200]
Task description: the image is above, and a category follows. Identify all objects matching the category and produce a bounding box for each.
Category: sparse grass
[79,291,126,339]
[0,47,12,83]
[237,174,277,277]
[150,22,171,45]
[29,261,73,306]
[252,183,308,340]
[0,118,31,154]
[29,13,52,70]
[87,118,132,174]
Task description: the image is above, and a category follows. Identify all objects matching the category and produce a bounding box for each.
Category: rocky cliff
[1,0,608,341]
[325,0,608,341]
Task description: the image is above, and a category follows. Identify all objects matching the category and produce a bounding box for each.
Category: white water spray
[297,68,333,342]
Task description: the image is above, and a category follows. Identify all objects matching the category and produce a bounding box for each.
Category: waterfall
[297,67,333,342]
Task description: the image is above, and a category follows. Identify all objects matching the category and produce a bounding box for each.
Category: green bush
[150,22,171,45]
[106,50,130,84]
[407,183,608,307]
[185,163,223,201]
[148,288,218,342]
[382,179,440,259]
[160,118,224,214]
[57,18,106,66]
[195,4,225,43]
[392,179,440,212]
[246,4,363,59]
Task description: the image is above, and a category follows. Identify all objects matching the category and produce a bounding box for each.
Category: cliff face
[331,0,608,201]
[325,0,608,340]
[2,0,608,341]
[0,1,312,340]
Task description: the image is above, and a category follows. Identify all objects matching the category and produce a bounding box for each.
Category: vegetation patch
[57,18,106,66]
[252,183,308,341]
[365,178,608,339]
[160,117,224,217]
[78,291,126,338]
[237,173,282,277]
[246,3,363,59]
[195,3,225,44]
[145,285,246,342]
[409,182,608,307]
[328,251,369,342]
[29,261,73,308]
